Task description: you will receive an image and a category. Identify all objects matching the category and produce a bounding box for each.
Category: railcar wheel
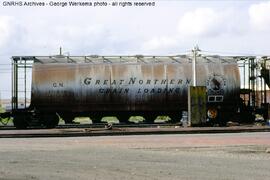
[90,116,103,123]
[117,115,130,123]
[62,115,75,124]
[42,113,59,128]
[169,113,182,123]
[143,114,156,123]
[13,114,30,129]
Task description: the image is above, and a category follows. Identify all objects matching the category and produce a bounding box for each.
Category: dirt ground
[0,132,270,180]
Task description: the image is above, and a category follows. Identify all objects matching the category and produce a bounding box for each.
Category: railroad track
[0,122,181,130]
[56,122,181,129]
[0,123,270,138]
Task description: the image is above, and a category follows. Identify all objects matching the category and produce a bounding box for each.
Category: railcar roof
[11,55,251,64]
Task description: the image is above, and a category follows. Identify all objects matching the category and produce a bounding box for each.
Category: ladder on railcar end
[11,57,34,112]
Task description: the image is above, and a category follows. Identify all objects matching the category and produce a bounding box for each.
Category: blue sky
[1,0,270,98]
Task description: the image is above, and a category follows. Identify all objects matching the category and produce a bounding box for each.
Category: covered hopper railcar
[13,55,241,128]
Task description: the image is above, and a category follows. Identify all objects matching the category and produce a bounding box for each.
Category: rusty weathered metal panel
[79,64,111,105]
[31,64,76,109]
[31,60,240,112]
[167,63,189,109]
